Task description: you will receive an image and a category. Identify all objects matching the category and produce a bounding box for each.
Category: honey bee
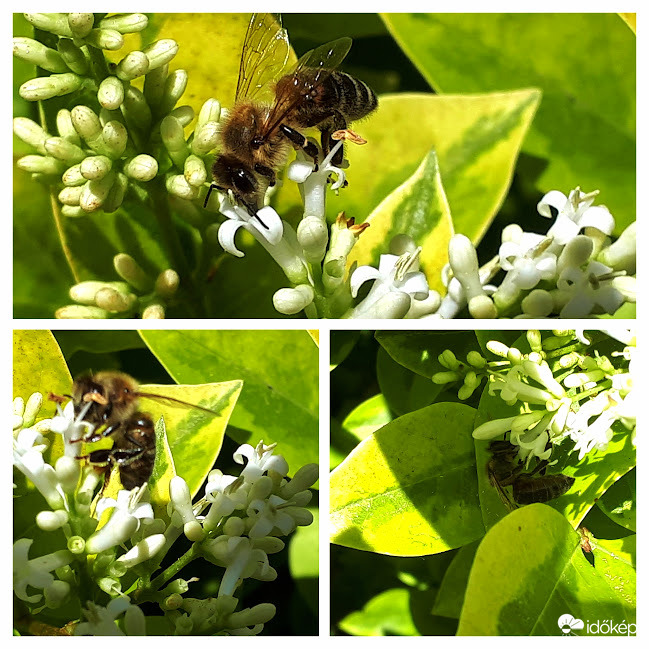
[487,440,575,511]
[53,371,216,490]
[206,13,378,215]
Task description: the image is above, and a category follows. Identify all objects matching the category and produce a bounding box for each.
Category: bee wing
[261,37,352,140]
[235,13,291,103]
[136,392,218,416]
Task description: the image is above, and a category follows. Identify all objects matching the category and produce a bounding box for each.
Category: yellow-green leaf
[346,149,453,292]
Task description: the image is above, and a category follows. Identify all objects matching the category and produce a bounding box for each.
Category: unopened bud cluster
[13,390,318,636]
[433,330,635,464]
[55,253,179,319]
[14,13,222,220]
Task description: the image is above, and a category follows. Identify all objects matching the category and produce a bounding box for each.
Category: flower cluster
[13,392,317,636]
[56,253,179,319]
[432,330,635,463]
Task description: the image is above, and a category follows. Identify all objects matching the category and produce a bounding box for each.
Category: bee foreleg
[254,163,277,186]
[279,124,319,162]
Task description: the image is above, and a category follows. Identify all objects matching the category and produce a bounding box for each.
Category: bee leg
[254,163,276,187]
[279,124,319,163]
[320,112,348,165]
[77,449,114,466]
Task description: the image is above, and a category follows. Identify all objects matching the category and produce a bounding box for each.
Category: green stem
[138,541,202,599]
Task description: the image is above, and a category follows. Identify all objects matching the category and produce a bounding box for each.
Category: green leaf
[432,541,479,619]
[597,468,636,532]
[139,330,318,473]
[339,588,419,636]
[137,380,242,498]
[346,149,453,292]
[149,416,177,512]
[458,504,633,635]
[383,13,635,233]
[331,402,484,555]
[376,330,482,378]
[320,89,539,244]
[342,393,392,443]
[592,535,636,618]
[376,346,438,417]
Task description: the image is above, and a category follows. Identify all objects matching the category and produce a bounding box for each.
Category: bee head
[211,155,260,211]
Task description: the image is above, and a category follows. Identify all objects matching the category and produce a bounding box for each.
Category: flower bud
[281,464,319,498]
[184,155,207,187]
[124,154,158,182]
[522,289,554,317]
[58,185,83,206]
[161,116,189,168]
[142,303,166,319]
[115,50,150,82]
[13,37,68,72]
[67,13,94,38]
[557,235,594,274]
[227,603,276,628]
[95,287,137,312]
[467,351,486,368]
[80,155,112,180]
[69,278,124,306]
[99,13,148,33]
[123,86,152,131]
[472,416,517,440]
[20,73,83,101]
[36,509,69,531]
[191,121,220,155]
[102,173,129,213]
[298,215,329,262]
[17,155,64,175]
[143,64,168,107]
[198,98,221,126]
[55,109,79,144]
[24,13,73,37]
[56,39,89,75]
[98,77,125,109]
[55,456,81,493]
[468,294,497,319]
[71,105,103,146]
[80,173,115,212]
[61,205,86,217]
[598,222,636,274]
[143,39,179,70]
[13,117,48,153]
[169,105,195,126]
[101,121,128,158]
[432,371,460,384]
[86,511,139,554]
[159,69,188,114]
[86,28,124,51]
[166,174,199,200]
[273,285,315,315]
[114,254,151,291]
[116,534,166,568]
[155,269,180,298]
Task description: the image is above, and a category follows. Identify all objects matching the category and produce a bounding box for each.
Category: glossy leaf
[137,381,242,498]
[342,394,392,443]
[458,504,632,635]
[140,330,318,473]
[592,535,636,617]
[432,541,479,619]
[596,468,636,532]
[339,588,419,636]
[376,330,482,378]
[346,149,453,292]
[331,402,484,556]
[326,89,538,243]
[383,13,635,233]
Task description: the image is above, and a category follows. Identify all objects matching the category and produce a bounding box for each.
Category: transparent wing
[261,37,352,140]
[235,13,290,103]
[137,392,218,416]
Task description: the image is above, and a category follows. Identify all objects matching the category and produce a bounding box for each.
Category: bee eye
[233,168,255,194]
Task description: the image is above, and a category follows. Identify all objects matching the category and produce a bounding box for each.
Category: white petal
[349,265,381,298]
[286,160,314,183]
[537,190,568,218]
[253,206,283,245]
[218,194,245,221]
[579,205,615,235]
[233,443,255,465]
[499,241,524,270]
[398,271,430,299]
[377,254,399,275]
[217,220,246,257]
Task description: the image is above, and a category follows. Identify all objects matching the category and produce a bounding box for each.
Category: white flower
[86,488,154,553]
[217,194,283,258]
[48,400,94,457]
[247,495,296,538]
[554,261,625,318]
[538,187,615,245]
[234,441,289,483]
[74,598,145,636]
[13,538,73,603]
[202,470,248,530]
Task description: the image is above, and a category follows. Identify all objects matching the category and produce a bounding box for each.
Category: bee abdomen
[329,71,377,120]
[514,475,575,505]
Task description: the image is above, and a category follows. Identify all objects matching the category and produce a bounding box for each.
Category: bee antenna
[204,183,218,209]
